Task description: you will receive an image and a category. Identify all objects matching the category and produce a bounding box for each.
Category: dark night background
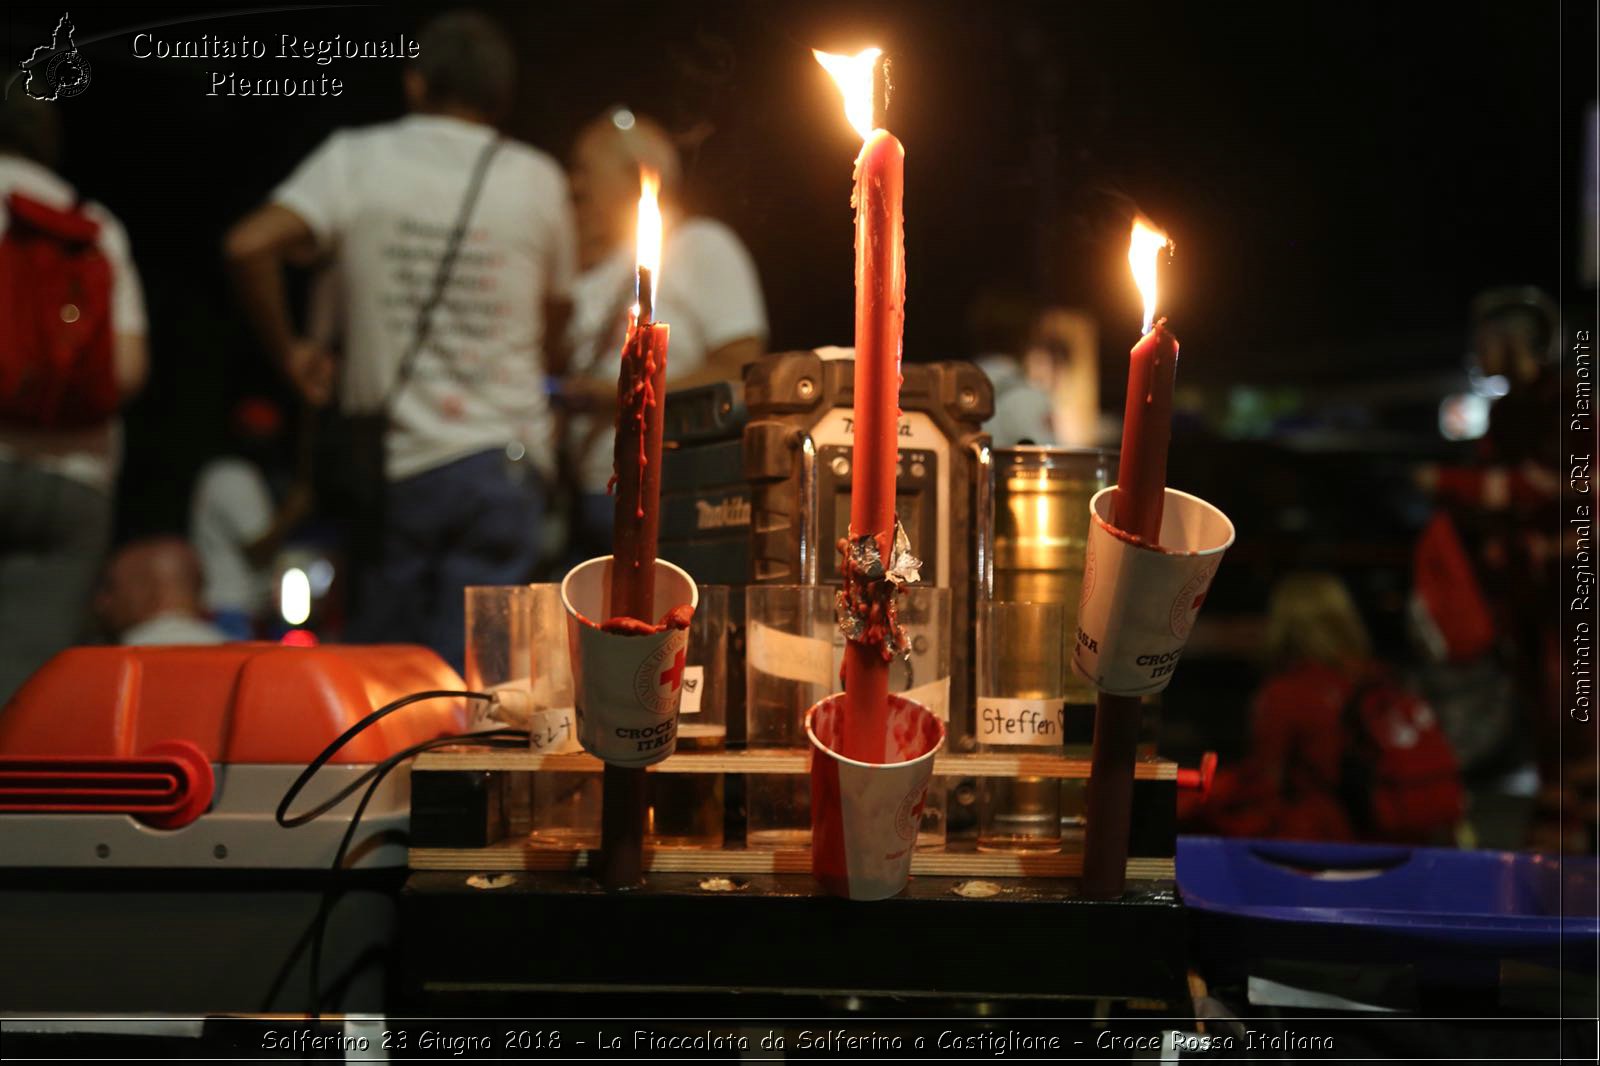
[2,0,1593,566]
[0,0,1594,850]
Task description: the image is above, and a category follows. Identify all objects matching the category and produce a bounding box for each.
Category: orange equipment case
[0,643,468,866]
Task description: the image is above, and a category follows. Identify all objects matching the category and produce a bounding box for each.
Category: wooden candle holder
[407,746,1179,885]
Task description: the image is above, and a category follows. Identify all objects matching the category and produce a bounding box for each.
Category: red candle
[1111,220,1179,542]
[608,169,670,622]
[1083,218,1177,900]
[600,171,671,890]
[1113,321,1179,543]
[609,315,669,618]
[817,47,906,764]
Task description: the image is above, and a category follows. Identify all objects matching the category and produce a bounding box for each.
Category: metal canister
[984,447,1120,839]
[992,447,1118,701]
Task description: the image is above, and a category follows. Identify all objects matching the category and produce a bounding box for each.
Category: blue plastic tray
[1177,836,1598,981]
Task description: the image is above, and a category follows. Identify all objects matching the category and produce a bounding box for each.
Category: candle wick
[636,265,654,325]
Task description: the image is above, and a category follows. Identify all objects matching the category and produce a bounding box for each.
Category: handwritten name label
[976,696,1067,746]
[528,706,579,754]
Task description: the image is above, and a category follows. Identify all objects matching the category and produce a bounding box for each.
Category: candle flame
[1128,218,1173,334]
[635,168,662,312]
[813,47,881,140]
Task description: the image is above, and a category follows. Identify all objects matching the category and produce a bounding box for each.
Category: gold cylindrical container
[990,447,1119,834]
[993,446,1118,695]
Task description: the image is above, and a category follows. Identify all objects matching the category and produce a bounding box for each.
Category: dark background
[2,0,1592,549]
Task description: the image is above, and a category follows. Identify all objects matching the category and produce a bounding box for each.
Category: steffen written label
[975,696,1066,746]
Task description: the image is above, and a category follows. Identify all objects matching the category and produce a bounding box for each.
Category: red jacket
[1191,660,1366,841]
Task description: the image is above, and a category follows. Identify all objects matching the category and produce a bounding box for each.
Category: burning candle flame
[634,168,662,316]
[813,47,882,140]
[1128,218,1173,334]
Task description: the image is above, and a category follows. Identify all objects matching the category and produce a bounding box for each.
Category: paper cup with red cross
[561,556,699,768]
[1071,486,1234,698]
[807,692,945,901]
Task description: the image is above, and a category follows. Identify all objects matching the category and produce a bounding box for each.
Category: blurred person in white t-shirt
[0,96,149,703]
[223,11,576,670]
[559,108,767,554]
[188,397,312,639]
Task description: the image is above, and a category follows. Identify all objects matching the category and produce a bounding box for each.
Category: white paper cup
[561,556,699,767]
[1071,487,1235,697]
[807,693,945,901]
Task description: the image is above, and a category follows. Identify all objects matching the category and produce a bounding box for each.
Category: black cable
[327,728,530,872]
[272,686,530,1016]
[275,688,490,829]
[305,728,528,1016]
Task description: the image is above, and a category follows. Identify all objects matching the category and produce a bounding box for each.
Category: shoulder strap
[382,135,502,411]
[570,257,644,380]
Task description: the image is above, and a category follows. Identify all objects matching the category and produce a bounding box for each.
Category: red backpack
[1337,676,1465,842]
[1412,510,1496,662]
[0,191,117,428]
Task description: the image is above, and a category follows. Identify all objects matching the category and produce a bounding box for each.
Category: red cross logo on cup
[633,634,690,714]
[660,648,686,691]
[1170,562,1218,640]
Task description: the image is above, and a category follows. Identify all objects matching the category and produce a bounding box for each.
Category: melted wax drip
[598,602,694,636]
[627,326,659,520]
[835,528,908,689]
[606,322,660,522]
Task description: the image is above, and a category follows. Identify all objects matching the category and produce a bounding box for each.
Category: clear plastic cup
[889,586,951,849]
[647,585,729,848]
[745,584,951,849]
[744,585,836,847]
[976,600,1069,853]
[464,585,532,704]
[523,583,599,849]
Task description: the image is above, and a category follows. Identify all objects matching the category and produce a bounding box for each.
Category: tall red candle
[607,169,670,619]
[1110,219,1179,543]
[1083,219,1178,899]
[1113,320,1178,543]
[609,314,670,618]
[817,48,906,765]
[599,172,671,890]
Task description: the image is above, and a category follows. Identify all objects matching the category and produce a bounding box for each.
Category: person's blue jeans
[346,448,544,673]
[0,458,110,705]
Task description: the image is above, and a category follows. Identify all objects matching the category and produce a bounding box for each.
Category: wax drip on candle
[1143,319,1171,404]
[835,520,920,683]
[613,319,662,522]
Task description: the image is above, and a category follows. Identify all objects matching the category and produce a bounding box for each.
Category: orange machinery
[0,643,468,867]
[0,642,473,1014]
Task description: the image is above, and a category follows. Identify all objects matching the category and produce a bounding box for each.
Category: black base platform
[398,871,1188,1015]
